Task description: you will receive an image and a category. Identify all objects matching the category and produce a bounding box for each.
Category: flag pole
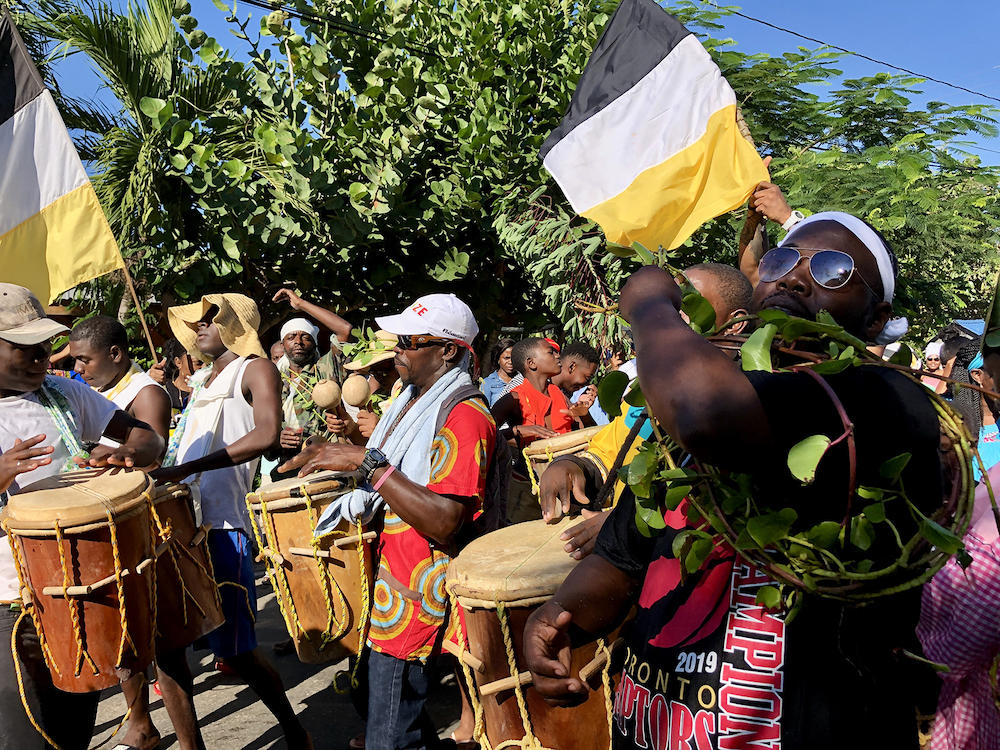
[120,264,158,361]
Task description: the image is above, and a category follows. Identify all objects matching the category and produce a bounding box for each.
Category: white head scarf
[924,341,943,359]
[280,317,320,342]
[781,211,908,345]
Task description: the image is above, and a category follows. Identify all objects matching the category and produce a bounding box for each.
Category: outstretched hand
[278,439,365,477]
[75,444,139,470]
[273,288,304,310]
[0,435,54,494]
[539,459,590,523]
[524,602,589,707]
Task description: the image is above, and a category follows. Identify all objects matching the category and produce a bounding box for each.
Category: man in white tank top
[69,316,206,750]
[153,294,313,750]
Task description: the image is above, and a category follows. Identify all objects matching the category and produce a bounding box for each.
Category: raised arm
[620,266,772,469]
[273,288,353,343]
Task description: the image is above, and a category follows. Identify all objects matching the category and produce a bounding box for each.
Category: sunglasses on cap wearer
[396,334,451,350]
[758,246,880,296]
[926,356,941,362]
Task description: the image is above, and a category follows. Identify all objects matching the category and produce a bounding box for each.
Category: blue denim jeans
[359,648,446,750]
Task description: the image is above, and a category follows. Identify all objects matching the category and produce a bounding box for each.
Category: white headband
[280,317,319,342]
[781,211,896,302]
[780,211,908,345]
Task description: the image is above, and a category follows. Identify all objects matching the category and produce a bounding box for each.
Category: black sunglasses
[396,334,450,350]
[759,246,879,296]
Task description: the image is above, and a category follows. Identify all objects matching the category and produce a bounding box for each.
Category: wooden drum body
[2,470,157,692]
[151,482,224,654]
[524,426,604,480]
[248,471,374,663]
[447,517,617,750]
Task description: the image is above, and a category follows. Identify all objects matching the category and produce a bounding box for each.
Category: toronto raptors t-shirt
[593,366,945,750]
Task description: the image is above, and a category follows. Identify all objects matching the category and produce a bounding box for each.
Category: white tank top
[176,357,259,533]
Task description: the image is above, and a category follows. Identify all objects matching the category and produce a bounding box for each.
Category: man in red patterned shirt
[283,294,497,750]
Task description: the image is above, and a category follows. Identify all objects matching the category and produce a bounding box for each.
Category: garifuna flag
[0,8,124,303]
[541,0,769,251]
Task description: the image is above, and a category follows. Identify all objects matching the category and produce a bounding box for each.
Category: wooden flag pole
[120,265,158,361]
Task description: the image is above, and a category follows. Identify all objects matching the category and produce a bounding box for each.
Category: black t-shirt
[594,365,944,750]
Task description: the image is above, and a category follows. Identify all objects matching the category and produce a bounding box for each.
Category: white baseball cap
[376,294,479,346]
[0,284,69,345]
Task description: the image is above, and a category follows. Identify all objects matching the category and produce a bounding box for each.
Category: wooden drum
[523,426,604,480]
[2,469,157,692]
[247,471,374,663]
[150,482,224,654]
[447,517,619,750]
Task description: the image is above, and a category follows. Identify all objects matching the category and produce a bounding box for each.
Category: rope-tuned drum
[150,481,224,653]
[247,471,374,663]
[447,517,622,750]
[2,469,158,692]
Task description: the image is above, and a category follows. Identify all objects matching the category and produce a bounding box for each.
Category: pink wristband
[372,465,395,492]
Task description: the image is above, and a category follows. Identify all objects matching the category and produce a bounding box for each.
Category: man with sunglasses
[525,213,946,750]
[280,294,497,750]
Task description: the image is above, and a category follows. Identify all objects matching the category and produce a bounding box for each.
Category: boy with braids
[526,214,946,750]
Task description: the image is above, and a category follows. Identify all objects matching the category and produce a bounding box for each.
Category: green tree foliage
[28,0,1000,347]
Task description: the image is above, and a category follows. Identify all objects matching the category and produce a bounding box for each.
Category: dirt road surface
[91,563,464,749]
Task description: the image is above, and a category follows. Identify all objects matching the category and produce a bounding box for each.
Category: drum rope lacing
[451,521,615,750]
[106,511,140,668]
[522,446,556,499]
[301,485,352,645]
[54,520,100,676]
[243,484,372,687]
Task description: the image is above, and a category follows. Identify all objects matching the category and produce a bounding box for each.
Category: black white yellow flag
[541,0,768,251]
[0,8,123,303]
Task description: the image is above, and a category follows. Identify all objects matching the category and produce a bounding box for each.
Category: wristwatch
[781,210,805,231]
[359,447,389,483]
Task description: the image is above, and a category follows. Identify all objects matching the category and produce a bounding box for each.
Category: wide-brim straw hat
[344,330,398,371]
[168,293,266,361]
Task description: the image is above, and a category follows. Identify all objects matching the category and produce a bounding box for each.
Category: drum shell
[524,425,604,479]
[252,494,373,663]
[152,487,225,654]
[462,599,615,749]
[13,506,155,692]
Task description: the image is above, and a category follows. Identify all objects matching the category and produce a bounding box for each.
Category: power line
[726,9,1000,106]
[238,0,440,58]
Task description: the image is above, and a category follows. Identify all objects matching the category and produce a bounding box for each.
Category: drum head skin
[448,517,581,609]
[5,469,153,528]
[249,470,359,505]
[523,426,603,459]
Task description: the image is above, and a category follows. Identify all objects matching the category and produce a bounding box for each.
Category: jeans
[356,647,448,750]
[0,606,99,750]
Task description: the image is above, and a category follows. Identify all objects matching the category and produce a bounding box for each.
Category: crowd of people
[0,176,997,750]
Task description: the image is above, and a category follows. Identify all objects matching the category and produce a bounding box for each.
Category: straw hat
[168,293,267,361]
[344,330,398,371]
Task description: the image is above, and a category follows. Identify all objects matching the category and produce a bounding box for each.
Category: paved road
[92,563,464,750]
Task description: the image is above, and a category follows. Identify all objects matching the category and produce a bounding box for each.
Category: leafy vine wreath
[603,305,992,619]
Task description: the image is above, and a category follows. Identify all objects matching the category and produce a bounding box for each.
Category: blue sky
[46,0,1000,164]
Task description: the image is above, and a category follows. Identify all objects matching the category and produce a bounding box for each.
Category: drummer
[538,263,752,557]
[280,293,498,750]
[68,316,205,750]
[492,337,578,523]
[0,284,164,750]
[524,214,944,748]
[150,294,312,750]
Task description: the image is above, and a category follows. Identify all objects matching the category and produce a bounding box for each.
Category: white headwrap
[280,317,320,342]
[780,211,909,345]
[925,341,943,358]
